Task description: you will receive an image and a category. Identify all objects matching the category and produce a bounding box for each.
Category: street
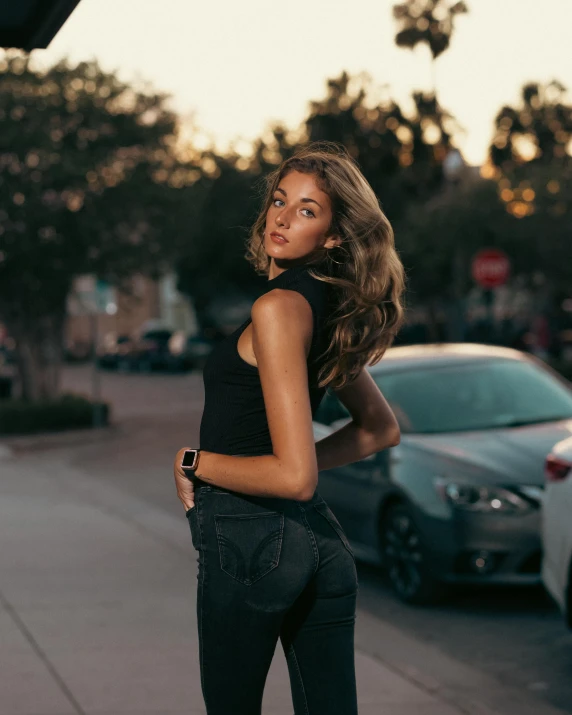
[2,363,571,714]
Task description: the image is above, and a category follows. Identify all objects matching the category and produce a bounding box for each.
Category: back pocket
[214,511,284,586]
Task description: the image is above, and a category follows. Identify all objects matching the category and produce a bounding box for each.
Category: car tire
[381,502,445,606]
[139,358,152,373]
[117,358,131,373]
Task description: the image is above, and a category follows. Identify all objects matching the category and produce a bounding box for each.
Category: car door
[313,390,390,547]
[554,477,572,597]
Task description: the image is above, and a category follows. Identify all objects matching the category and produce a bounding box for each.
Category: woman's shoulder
[250,289,314,356]
[252,287,313,321]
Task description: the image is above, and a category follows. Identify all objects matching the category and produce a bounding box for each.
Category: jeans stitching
[300,509,319,575]
[214,512,284,586]
[313,503,356,563]
[288,642,310,715]
[196,489,209,712]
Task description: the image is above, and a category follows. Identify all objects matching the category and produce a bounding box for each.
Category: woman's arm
[176,294,400,502]
[314,368,401,472]
[189,288,319,501]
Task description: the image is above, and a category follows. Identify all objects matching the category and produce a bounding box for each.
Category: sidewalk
[0,444,566,715]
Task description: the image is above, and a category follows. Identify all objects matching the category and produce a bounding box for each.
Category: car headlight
[434,478,533,514]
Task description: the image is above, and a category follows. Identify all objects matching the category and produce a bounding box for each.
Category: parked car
[126,328,174,372]
[177,333,215,371]
[541,436,572,628]
[105,328,174,372]
[98,327,215,374]
[0,336,16,398]
[312,343,572,604]
[97,333,134,370]
[63,339,92,363]
[0,337,16,366]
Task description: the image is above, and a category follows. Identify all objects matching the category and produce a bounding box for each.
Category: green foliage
[489,81,572,171]
[0,51,182,320]
[175,71,459,322]
[304,72,458,219]
[0,51,189,399]
[487,81,572,293]
[175,152,269,319]
[393,0,468,61]
[398,177,512,301]
[399,78,572,312]
[0,393,109,434]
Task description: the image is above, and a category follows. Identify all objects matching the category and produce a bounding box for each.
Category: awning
[0,0,81,50]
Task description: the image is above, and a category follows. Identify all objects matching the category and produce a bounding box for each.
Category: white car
[541,435,572,627]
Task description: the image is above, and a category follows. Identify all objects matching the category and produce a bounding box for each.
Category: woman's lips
[270,232,287,245]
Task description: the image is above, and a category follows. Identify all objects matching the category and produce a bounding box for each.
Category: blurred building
[65,272,198,358]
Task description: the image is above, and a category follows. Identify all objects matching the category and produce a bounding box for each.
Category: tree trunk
[431,56,438,97]
[6,313,65,402]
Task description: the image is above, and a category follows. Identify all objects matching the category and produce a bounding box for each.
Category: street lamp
[443,147,465,185]
[443,148,467,341]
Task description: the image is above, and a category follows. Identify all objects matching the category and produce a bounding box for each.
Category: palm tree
[393,0,468,95]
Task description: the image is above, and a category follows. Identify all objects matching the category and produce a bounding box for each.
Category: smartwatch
[181,448,201,480]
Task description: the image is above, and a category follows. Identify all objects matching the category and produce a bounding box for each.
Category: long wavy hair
[245,141,406,389]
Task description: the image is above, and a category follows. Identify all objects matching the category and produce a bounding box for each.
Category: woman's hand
[173,447,195,512]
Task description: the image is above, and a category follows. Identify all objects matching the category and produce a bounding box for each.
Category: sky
[30,0,572,166]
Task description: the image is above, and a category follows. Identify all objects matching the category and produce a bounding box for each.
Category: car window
[372,360,572,434]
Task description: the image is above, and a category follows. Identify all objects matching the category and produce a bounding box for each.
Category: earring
[327,249,344,266]
[326,242,349,266]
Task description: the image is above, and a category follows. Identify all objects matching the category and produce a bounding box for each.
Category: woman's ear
[324,234,342,250]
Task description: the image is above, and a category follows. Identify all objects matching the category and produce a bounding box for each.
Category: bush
[0,393,110,435]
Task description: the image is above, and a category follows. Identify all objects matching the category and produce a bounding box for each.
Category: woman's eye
[302,208,315,218]
[273,198,284,207]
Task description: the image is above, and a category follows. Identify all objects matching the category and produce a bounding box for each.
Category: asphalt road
[45,365,572,712]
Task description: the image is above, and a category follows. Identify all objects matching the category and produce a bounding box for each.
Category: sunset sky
[32,0,572,165]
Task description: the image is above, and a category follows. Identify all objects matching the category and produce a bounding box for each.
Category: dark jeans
[185,479,359,714]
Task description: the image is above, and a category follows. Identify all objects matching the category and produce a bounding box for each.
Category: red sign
[471,249,510,288]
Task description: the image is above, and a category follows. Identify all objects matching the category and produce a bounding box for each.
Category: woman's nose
[276,211,290,227]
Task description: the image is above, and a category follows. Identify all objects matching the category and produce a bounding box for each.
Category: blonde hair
[246,141,406,389]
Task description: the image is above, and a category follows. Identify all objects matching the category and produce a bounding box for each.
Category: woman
[173,141,405,714]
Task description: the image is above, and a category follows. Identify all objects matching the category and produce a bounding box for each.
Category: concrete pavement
[0,439,567,715]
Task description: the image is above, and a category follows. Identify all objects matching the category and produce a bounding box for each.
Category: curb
[0,423,123,455]
[0,444,13,460]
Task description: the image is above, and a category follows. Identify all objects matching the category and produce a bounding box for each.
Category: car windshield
[372,360,572,434]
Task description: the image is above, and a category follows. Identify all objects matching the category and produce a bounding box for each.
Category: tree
[175,149,268,328]
[174,71,461,328]
[304,71,459,221]
[0,52,187,400]
[485,81,572,293]
[174,120,304,326]
[393,0,468,93]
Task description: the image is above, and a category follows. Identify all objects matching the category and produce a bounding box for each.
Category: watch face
[182,449,198,469]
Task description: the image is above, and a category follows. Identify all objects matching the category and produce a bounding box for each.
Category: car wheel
[139,358,152,373]
[117,358,131,373]
[381,502,444,605]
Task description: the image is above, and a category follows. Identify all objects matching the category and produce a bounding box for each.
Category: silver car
[313,344,572,604]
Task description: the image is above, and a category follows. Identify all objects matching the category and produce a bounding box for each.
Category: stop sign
[471,249,510,288]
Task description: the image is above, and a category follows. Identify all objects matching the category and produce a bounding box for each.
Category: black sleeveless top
[199,263,338,456]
